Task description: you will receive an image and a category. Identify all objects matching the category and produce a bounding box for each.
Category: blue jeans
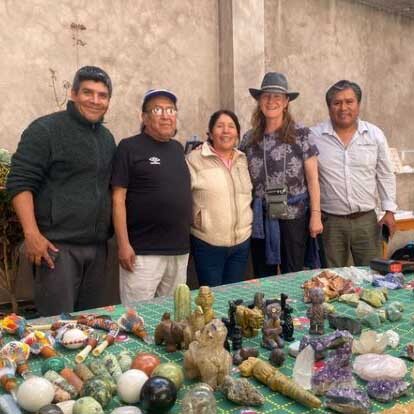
[191,235,250,287]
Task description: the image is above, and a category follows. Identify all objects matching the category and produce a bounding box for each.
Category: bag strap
[263,134,286,190]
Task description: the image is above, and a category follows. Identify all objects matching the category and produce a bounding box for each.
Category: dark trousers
[33,242,108,316]
[191,235,250,287]
[251,214,309,277]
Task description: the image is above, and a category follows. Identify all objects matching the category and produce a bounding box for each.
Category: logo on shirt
[149,156,161,165]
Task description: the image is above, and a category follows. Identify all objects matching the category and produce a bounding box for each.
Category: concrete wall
[0,0,219,150]
[264,0,414,151]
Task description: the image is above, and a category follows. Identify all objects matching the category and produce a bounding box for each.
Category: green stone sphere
[41,357,66,375]
[151,362,184,390]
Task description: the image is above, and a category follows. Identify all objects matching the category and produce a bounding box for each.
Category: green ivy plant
[0,149,23,314]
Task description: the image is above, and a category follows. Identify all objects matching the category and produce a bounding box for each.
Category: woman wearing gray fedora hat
[240,72,323,276]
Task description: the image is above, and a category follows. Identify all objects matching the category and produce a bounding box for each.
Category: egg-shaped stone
[151,362,184,389]
[37,404,64,414]
[117,369,148,404]
[61,328,88,350]
[111,407,143,414]
[41,357,66,374]
[17,377,55,412]
[81,376,112,408]
[72,397,103,414]
[56,400,75,414]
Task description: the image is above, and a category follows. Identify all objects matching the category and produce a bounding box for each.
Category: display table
[4,269,414,413]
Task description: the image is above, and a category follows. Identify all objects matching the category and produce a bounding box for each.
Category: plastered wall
[0,0,219,149]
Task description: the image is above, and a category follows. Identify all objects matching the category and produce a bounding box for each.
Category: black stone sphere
[140,376,177,413]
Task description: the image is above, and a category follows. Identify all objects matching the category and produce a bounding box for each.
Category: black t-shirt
[111,132,192,255]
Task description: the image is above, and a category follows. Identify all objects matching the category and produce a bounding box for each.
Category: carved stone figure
[235,305,264,338]
[281,293,294,341]
[182,306,205,349]
[183,319,232,390]
[154,312,185,352]
[195,286,215,324]
[307,288,326,335]
[262,303,284,349]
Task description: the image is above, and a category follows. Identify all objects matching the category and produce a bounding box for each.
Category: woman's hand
[309,212,323,238]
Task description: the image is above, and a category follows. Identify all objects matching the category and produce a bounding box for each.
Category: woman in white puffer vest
[187,110,253,287]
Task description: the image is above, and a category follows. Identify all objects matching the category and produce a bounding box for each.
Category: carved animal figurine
[195,286,215,324]
[182,306,205,348]
[307,288,326,335]
[231,326,243,351]
[235,305,264,338]
[154,312,185,352]
[183,319,232,390]
[262,303,284,349]
[281,293,295,342]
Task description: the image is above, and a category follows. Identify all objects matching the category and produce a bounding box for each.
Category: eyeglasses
[148,106,177,116]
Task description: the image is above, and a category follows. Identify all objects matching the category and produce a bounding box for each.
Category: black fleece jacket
[7,101,116,244]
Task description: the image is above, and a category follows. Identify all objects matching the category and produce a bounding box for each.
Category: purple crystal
[300,330,353,360]
[325,387,371,414]
[312,365,355,395]
[367,379,410,402]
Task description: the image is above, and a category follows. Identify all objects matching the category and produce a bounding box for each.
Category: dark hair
[250,105,296,145]
[207,110,241,143]
[325,80,362,106]
[72,66,112,97]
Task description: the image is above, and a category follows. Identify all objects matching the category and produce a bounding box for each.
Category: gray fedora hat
[249,72,299,101]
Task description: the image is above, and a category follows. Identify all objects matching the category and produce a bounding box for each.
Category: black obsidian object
[140,376,177,413]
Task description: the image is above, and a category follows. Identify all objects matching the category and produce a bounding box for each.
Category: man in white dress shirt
[311,80,397,267]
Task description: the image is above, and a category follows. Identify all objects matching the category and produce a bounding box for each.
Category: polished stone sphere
[140,376,177,413]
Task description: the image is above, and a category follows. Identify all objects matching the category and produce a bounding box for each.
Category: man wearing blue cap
[111,89,192,305]
[7,66,116,316]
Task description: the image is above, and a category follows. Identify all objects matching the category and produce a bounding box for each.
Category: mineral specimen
[366,379,410,402]
[293,345,314,390]
[233,347,259,366]
[338,293,360,307]
[379,402,414,414]
[353,354,407,381]
[312,365,356,395]
[360,288,387,308]
[372,272,404,290]
[352,330,388,354]
[385,302,404,322]
[327,314,361,335]
[220,375,265,406]
[140,376,177,414]
[325,387,371,414]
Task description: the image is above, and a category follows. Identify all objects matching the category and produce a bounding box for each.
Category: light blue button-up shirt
[311,119,397,215]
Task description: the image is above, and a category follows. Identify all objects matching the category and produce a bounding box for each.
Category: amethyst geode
[312,365,355,395]
[367,379,410,402]
[325,387,371,414]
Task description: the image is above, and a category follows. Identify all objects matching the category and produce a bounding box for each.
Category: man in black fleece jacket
[6,66,116,316]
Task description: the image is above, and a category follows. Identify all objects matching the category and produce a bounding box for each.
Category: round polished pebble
[111,407,143,414]
[131,353,160,376]
[41,357,66,374]
[17,377,55,412]
[117,369,148,404]
[151,363,184,390]
[37,404,64,414]
[73,397,103,414]
[56,400,75,414]
[140,376,177,413]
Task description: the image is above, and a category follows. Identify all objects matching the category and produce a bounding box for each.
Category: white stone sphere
[17,376,54,412]
[117,369,148,404]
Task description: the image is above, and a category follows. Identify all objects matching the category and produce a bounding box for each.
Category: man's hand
[118,243,136,272]
[379,211,396,237]
[309,214,324,238]
[24,232,58,268]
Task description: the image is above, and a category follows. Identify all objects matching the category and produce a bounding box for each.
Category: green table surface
[6,269,414,413]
